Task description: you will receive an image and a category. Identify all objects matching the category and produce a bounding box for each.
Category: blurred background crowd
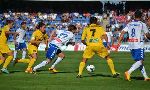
[0,1,150,44]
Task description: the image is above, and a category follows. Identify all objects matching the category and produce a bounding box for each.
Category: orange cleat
[144,78,150,81]
[125,71,131,81]
[25,68,33,74]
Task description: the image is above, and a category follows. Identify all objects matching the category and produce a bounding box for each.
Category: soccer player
[13,21,27,61]
[103,24,114,53]
[14,22,48,73]
[0,20,18,74]
[77,17,119,78]
[117,10,150,81]
[32,25,77,73]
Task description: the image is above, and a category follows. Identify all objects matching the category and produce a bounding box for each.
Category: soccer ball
[86,65,95,72]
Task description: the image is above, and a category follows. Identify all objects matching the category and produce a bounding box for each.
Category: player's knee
[82,58,87,63]
[105,55,110,60]
[58,53,65,58]
[7,51,14,56]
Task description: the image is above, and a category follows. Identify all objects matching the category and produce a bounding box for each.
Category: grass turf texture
[0,51,150,90]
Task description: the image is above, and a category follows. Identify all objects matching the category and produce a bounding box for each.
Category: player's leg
[139,63,150,81]
[14,45,30,64]
[98,46,119,77]
[21,43,27,59]
[13,42,19,61]
[1,45,13,74]
[125,49,144,81]
[77,46,94,77]
[25,45,38,73]
[0,52,5,65]
[50,49,64,72]
[25,53,37,73]
[33,59,51,72]
[33,45,57,72]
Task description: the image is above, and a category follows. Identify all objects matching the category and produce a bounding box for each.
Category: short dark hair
[68,24,77,31]
[21,21,26,25]
[90,17,97,24]
[36,22,45,29]
[134,10,142,18]
[6,20,13,25]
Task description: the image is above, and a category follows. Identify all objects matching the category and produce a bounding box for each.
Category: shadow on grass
[83,73,112,78]
[131,76,144,80]
[34,69,76,74]
[10,70,24,73]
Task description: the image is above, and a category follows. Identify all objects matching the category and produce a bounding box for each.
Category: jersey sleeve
[31,32,36,40]
[81,27,87,40]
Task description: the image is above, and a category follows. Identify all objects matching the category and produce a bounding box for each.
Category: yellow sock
[78,62,85,75]
[3,56,13,68]
[107,58,116,75]
[0,60,4,65]
[18,59,30,63]
[27,58,36,69]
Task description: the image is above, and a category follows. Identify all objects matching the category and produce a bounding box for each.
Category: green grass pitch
[0,51,150,90]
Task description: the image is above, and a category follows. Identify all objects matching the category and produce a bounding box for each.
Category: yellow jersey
[0,25,10,44]
[82,24,105,46]
[30,29,48,47]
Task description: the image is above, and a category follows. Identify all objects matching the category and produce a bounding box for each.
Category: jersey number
[59,33,68,38]
[131,28,135,37]
[90,29,96,37]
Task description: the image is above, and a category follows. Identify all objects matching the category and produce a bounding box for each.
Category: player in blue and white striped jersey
[33,25,77,73]
[13,22,27,61]
[118,10,150,81]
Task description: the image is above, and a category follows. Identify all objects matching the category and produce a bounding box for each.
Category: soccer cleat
[112,72,120,78]
[125,71,131,81]
[76,75,82,78]
[25,68,33,74]
[1,68,9,74]
[144,78,150,81]
[49,68,59,73]
[32,71,37,74]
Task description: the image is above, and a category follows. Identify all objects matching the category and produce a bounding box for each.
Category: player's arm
[29,33,42,45]
[145,33,150,40]
[5,31,19,42]
[43,34,49,51]
[81,28,87,45]
[118,31,126,44]
[68,35,76,46]
[48,30,56,42]
[110,32,114,45]
[143,23,150,40]
[102,34,110,49]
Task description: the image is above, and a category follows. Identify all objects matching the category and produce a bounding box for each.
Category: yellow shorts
[0,44,12,54]
[28,44,38,55]
[83,46,108,59]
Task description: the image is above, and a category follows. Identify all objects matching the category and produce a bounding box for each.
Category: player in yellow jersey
[77,17,119,78]
[0,20,18,74]
[13,22,48,73]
